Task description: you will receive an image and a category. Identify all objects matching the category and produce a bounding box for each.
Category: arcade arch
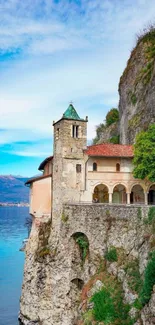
[130,184,144,204]
[112,184,127,204]
[148,184,155,205]
[93,184,109,203]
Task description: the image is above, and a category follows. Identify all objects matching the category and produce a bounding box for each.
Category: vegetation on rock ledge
[35,219,51,260]
[74,233,89,262]
[120,25,155,89]
[140,250,155,305]
[106,108,119,127]
[133,124,155,182]
[105,247,118,262]
[82,263,135,325]
[93,108,119,144]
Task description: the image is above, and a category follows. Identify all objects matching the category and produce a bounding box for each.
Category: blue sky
[0,0,155,176]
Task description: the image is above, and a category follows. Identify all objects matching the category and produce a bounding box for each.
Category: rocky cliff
[19,205,155,325]
[119,29,155,144]
[94,121,119,144]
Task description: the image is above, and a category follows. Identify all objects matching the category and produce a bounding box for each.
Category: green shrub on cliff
[136,25,155,85]
[106,108,119,127]
[133,124,155,182]
[124,259,142,294]
[91,283,133,324]
[109,135,120,144]
[74,233,89,262]
[137,24,155,45]
[140,250,155,305]
[105,247,118,262]
[144,207,155,233]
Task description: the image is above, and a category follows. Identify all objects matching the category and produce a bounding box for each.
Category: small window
[72,125,79,138]
[76,164,81,173]
[56,128,59,140]
[93,162,97,171]
[76,125,79,138]
[116,163,120,172]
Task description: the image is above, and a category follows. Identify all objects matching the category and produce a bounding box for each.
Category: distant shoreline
[0,203,29,207]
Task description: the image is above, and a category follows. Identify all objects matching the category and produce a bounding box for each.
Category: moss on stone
[38,246,51,257]
[61,213,69,223]
[119,26,155,91]
[137,207,142,220]
[143,207,155,234]
[131,93,137,105]
[109,135,120,144]
[128,114,141,128]
[124,259,142,294]
[35,219,51,260]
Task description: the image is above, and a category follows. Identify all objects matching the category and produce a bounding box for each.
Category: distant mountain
[0,175,29,203]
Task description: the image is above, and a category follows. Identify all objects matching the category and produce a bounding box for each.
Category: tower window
[72,125,79,138]
[76,164,81,173]
[56,128,59,140]
[116,163,120,172]
[93,162,97,171]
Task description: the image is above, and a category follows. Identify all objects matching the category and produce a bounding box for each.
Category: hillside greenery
[140,250,155,305]
[133,124,155,182]
[135,25,155,85]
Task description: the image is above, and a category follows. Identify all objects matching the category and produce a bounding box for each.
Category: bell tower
[53,103,88,159]
[52,104,88,225]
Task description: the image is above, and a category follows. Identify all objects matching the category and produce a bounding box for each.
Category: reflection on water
[0,207,29,325]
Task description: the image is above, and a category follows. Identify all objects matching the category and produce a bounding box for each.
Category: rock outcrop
[119,30,155,144]
[95,121,119,144]
[19,205,155,325]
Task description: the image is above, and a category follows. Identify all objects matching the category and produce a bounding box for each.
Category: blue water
[0,207,29,325]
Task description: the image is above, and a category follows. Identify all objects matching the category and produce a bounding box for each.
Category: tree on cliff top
[133,124,155,182]
[93,108,119,144]
[105,108,119,127]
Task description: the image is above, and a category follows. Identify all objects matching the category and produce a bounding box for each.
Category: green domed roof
[63,104,82,120]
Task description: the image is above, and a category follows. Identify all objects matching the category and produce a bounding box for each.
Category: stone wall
[19,204,155,325]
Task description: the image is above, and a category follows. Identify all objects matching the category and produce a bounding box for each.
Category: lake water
[0,207,29,325]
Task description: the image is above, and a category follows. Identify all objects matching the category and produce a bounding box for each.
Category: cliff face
[19,205,155,325]
[95,121,119,144]
[119,32,155,144]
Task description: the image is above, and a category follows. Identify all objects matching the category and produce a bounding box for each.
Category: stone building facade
[26,103,155,218]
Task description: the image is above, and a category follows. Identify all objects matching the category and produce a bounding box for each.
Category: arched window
[93,162,97,171]
[72,125,79,138]
[116,163,120,172]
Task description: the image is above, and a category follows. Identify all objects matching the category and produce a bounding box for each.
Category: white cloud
[0,0,155,158]
[1,140,52,157]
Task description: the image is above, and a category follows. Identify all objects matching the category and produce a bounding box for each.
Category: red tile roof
[85,143,134,157]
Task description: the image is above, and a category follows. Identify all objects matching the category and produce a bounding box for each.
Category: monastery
[26,104,155,218]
